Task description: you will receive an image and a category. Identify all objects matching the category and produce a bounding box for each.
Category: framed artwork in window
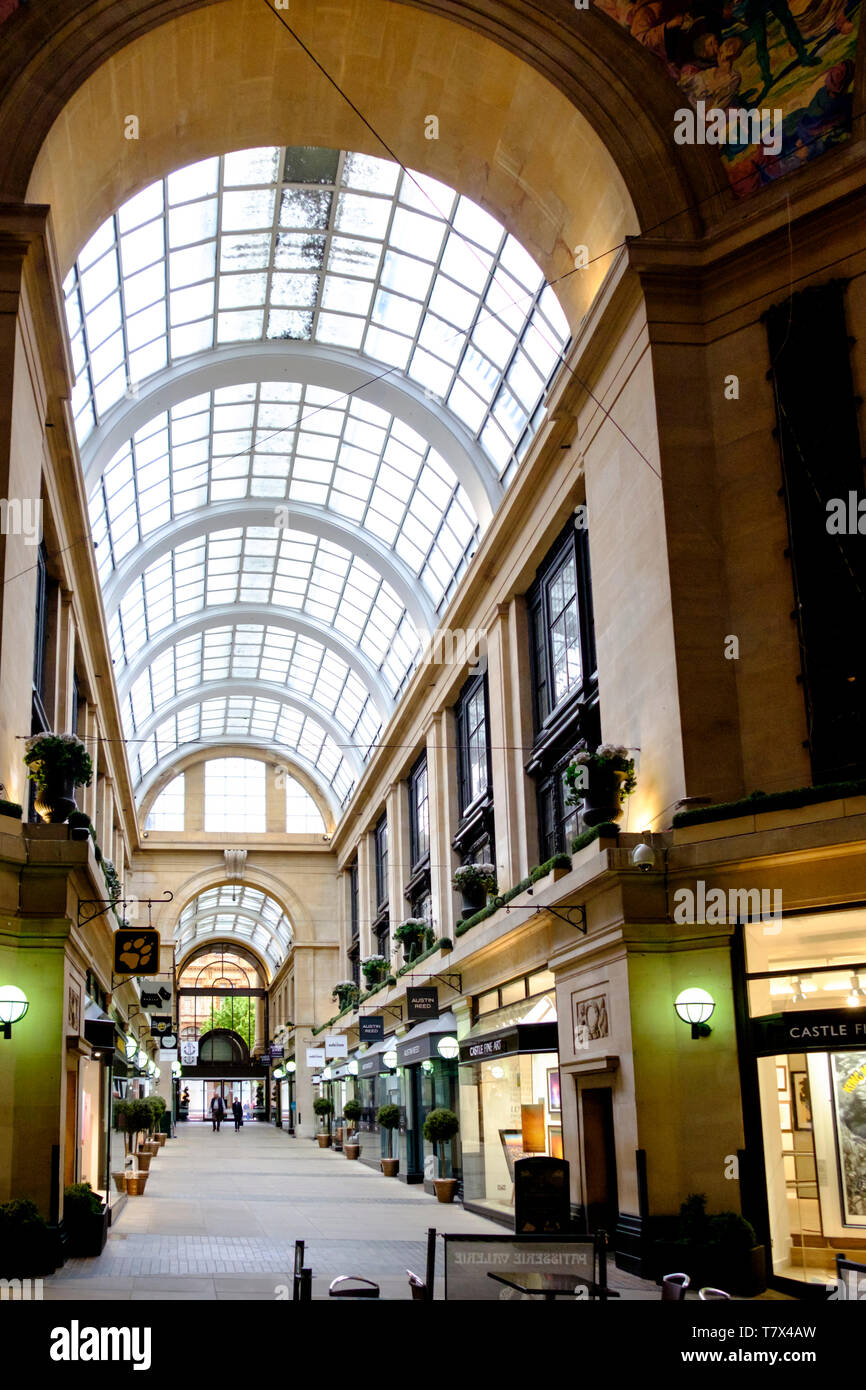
[547,1067,561,1113]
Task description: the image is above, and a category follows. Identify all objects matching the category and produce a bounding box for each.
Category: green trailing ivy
[672,779,866,828]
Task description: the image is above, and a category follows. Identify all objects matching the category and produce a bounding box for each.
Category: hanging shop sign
[269,1045,284,1059]
[751,1009,866,1055]
[139,980,173,1010]
[306,1047,326,1067]
[359,1015,385,1041]
[179,1039,199,1065]
[407,986,439,1021]
[150,1015,173,1036]
[325,1034,348,1056]
[113,929,160,976]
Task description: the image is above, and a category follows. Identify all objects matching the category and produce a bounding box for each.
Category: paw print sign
[113,929,160,975]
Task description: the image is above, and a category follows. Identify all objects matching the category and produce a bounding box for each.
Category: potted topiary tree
[423,1108,460,1203]
[653,1193,767,1296]
[123,1098,153,1193]
[343,1098,362,1159]
[313,1095,334,1147]
[452,862,498,919]
[24,732,94,825]
[377,1103,400,1177]
[148,1095,167,1145]
[63,1182,109,1257]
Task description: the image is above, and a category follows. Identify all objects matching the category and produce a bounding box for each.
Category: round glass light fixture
[383,1049,398,1070]
[348,1060,359,1076]
[125,1034,138,1060]
[286,1060,296,1073]
[847,975,865,1008]
[273,1066,285,1080]
[490,1065,505,1079]
[436,1035,459,1060]
[137,1049,148,1069]
[322,1066,332,1080]
[421,1059,434,1075]
[674,988,715,1039]
[0,985,29,1038]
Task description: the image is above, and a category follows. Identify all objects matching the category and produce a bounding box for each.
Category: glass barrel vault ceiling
[176,885,293,976]
[64,146,571,820]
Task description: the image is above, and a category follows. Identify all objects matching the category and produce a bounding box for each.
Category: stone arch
[139,744,336,834]
[159,864,313,945]
[6,0,726,325]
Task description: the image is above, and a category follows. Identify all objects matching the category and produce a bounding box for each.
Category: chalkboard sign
[513,1157,570,1234]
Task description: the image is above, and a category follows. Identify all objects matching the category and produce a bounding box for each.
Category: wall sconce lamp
[0,986,29,1039]
[383,1049,398,1070]
[674,988,715,1039]
[436,1036,459,1060]
[286,1060,296,1073]
[273,1066,286,1080]
[348,1059,359,1075]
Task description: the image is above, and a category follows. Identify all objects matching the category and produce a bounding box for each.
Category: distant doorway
[580,1086,618,1233]
[184,1078,260,1122]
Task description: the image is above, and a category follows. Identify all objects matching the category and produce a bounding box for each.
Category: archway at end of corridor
[177,942,271,1123]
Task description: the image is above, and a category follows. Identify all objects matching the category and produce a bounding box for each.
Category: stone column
[83,704,99,822]
[56,589,76,733]
[386,780,408,967]
[184,762,205,833]
[484,599,537,886]
[356,829,374,961]
[426,711,458,941]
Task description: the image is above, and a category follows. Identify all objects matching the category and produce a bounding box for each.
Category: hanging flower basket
[332,981,360,1011]
[452,862,498,919]
[24,733,93,825]
[361,954,388,986]
[395,919,431,963]
[565,744,636,827]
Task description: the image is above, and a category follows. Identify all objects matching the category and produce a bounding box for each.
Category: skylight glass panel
[68,146,569,485]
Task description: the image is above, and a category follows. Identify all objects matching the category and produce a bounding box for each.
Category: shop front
[458,1006,561,1225]
[275,1060,296,1134]
[396,1011,460,1191]
[356,1037,403,1172]
[737,907,866,1289]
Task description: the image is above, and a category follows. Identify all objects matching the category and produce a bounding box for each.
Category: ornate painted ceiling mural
[596,0,861,194]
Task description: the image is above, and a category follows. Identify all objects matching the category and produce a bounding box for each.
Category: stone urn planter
[317,1134,332,1149]
[125,1172,149,1196]
[344,1143,360,1159]
[380,1157,399,1178]
[33,773,78,825]
[580,770,630,827]
[136,1151,153,1173]
[433,1178,458,1204]
[112,1171,127,1193]
[154,1133,167,1147]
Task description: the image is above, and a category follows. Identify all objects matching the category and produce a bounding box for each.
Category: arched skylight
[64,147,569,482]
[65,147,572,822]
[204,757,266,832]
[285,777,325,834]
[134,696,354,806]
[175,884,293,974]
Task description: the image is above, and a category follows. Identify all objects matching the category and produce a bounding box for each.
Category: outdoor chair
[699,1287,731,1300]
[661,1272,690,1301]
[405,1226,437,1302]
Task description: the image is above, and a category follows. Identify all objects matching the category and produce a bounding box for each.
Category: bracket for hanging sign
[500,902,587,934]
[359,1005,403,1022]
[79,889,173,931]
[401,972,462,993]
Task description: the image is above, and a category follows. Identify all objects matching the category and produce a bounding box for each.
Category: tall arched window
[145,774,185,830]
[285,776,325,833]
[204,758,266,832]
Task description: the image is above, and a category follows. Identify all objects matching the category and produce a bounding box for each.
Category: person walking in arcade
[210,1092,226,1132]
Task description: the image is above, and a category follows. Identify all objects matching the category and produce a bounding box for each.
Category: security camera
[632,841,656,873]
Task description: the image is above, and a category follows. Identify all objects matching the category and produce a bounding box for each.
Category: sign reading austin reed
[444,1239,593,1300]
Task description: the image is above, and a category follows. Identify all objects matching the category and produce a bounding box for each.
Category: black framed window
[71,672,81,736]
[409,756,429,869]
[456,673,490,815]
[537,761,582,861]
[349,860,359,940]
[374,814,389,911]
[528,524,595,729]
[374,918,390,962]
[347,942,360,989]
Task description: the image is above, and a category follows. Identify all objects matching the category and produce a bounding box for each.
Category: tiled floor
[44,1122,660,1301]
